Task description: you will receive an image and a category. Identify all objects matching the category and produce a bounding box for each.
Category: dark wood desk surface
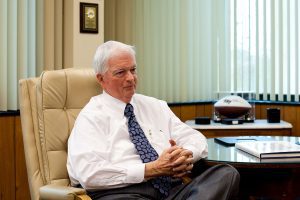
[202,136,300,200]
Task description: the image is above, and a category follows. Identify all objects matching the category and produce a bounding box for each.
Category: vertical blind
[105,0,300,103]
[230,0,299,102]
[106,0,219,102]
[0,0,86,111]
[0,0,43,111]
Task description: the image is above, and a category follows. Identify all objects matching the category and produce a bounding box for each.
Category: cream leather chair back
[19,68,100,200]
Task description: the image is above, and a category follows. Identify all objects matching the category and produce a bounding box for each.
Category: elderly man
[67,41,239,200]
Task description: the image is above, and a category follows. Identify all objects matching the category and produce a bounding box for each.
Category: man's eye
[115,71,125,76]
[130,68,136,74]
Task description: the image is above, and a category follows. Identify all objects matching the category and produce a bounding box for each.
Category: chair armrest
[40,184,91,200]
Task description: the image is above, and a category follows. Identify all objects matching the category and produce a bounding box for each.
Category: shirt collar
[101,91,136,118]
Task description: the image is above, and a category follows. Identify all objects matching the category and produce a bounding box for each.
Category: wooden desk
[199,136,300,199]
[185,119,292,138]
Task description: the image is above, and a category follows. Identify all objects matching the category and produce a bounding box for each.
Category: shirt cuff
[125,163,145,183]
[183,144,208,162]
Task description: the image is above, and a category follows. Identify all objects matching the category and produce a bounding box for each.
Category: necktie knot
[124,103,134,118]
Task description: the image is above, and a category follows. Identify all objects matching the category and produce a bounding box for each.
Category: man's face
[97,51,137,103]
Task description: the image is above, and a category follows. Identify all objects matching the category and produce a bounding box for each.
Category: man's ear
[96,73,104,85]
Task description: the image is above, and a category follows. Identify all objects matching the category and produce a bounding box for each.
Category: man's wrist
[145,161,163,179]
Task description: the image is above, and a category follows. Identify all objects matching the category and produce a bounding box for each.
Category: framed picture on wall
[80,2,98,33]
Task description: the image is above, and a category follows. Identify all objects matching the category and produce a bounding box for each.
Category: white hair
[93,41,136,74]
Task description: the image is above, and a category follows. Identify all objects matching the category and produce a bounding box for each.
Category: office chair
[19,68,100,200]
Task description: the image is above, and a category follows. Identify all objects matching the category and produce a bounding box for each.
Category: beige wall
[64,0,104,68]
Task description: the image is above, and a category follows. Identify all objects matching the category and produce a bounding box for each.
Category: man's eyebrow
[114,66,136,70]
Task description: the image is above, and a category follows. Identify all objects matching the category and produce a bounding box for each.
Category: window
[228,0,299,101]
[105,0,300,102]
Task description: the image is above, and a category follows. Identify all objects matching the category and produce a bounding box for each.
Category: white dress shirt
[67,91,208,190]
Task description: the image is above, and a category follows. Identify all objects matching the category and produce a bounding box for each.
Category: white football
[214,95,251,118]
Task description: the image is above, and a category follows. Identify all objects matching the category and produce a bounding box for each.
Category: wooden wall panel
[254,104,261,119]
[296,107,300,137]
[15,116,30,200]
[170,106,181,119]
[0,116,16,200]
[180,105,196,122]
[203,104,212,118]
[283,106,297,135]
[195,105,205,117]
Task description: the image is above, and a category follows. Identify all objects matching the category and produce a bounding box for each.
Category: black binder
[214,136,274,147]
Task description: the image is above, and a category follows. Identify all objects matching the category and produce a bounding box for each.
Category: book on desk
[235,140,300,159]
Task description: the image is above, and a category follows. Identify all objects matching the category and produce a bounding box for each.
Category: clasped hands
[145,139,194,179]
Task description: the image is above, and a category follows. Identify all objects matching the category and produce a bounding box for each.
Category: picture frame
[80,2,98,33]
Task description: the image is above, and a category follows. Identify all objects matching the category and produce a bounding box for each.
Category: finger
[169,151,185,163]
[173,157,194,170]
[170,148,184,157]
[173,154,193,166]
[179,149,193,157]
[173,163,188,172]
[172,154,189,166]
[160,146,183,163]
[169,139,176,146]
[186,163,194,171]
[173,171,188,178]
[185,157,194,164]
[164,145,182,154]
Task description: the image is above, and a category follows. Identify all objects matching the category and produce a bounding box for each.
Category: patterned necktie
[124,103,171,197]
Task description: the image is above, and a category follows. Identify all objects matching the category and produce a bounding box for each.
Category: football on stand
[214,95,251,118]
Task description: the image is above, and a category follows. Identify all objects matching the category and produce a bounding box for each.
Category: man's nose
[125,71,135,81]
